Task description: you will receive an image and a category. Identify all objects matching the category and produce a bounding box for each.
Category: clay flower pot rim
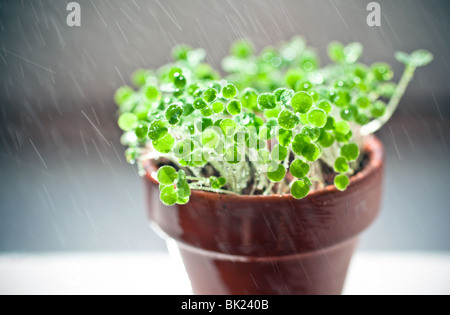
[143,136,383,202]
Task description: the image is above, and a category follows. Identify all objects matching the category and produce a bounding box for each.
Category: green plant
[115,37,432,205]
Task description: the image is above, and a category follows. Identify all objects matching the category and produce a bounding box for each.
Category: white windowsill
[0,252,449,295]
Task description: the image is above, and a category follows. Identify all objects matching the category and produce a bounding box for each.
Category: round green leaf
[334,121,350,135]
[212,101,225,113]
[257,93,277,110]
[274,88,287,102]
[328,41,345,63]
[371,101,386,118]
[301,126,320,142]
[115,86,134,105]
[267,164,286,182]
[265,108,281,119]
[291,180,310,199]
[125,148,138,164]
[266,117,278,128]
[324,116,336,130]
[295,80,313,92]
[135,123,149,139]
[277,128,293,147]
[302,143,321,161]
[227,100,242,115]
[217,177,227,187]
[196,117,213,132]
[285,69,302,89]
[173,74,187,89]
[258,126,272,140]
[222,83,238,99]
[240,88,258,109]
[292,134,311,156]
[334,174,350,191]
[395,51,410,65]
[271,144,288,162]
[334,89,351,107]
[278,110,300,130]
[210,180,220,189]
[193,88,205,98]
[153,134,175,154]
[118,113,138,131]
[157,166,178,185]
[203,88,218,103]
[280,90,295,107]
[193,97,208,110]
[177,196,189,205]
[144,85,159,100]
[318,130,335,147]
[231,40,254,58]
[307,108,327,128]
[165,104,183,125]
[309,90,319,102]
[340,143,359,161]
[219,119,237,136]
[187,83,200,96]
[177,170,191,199]
[182,102,195,116]
[202,128,221,149]
[291,91,313,114]
[334,157,349,173]
[169,67,182,79]
[201,106,213,117]
[172,44,191,61]
[356,96,370,109]
[344,42,363,64]
[211,177,227,189]
[148,120,168,141]
[160,185,178,206]
[193,87,204,98]
[290,159,310,178]
[409,50,434,67]
[371,63,393,81]
[340,106,358,122]
[335,129,352,143]
[354,64,369,79]
[299,50,319,71]
[317,100,332,113]
[355,113,370,125]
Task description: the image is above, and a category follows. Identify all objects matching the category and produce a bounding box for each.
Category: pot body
[144,138,384,295]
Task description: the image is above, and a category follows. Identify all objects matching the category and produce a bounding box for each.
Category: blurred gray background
[0,0,449,252]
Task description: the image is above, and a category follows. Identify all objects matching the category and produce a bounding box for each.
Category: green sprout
[115,37,432,205]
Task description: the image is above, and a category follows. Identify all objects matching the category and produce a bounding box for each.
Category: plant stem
[249,162,258,195]
[311,159,325,191]
[361,64,416,136]
[189,184,240,195]
[277,153,291,194]
[263,182,275,195]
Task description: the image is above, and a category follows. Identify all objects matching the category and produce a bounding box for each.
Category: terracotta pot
[143,137,384,295]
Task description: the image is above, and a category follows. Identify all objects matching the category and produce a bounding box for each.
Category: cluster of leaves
[115,37,432,205]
